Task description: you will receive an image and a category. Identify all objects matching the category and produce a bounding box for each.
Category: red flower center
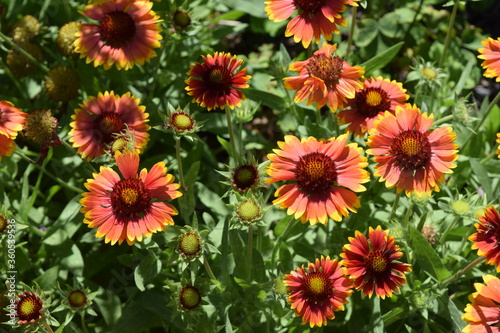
[68,290,87,309]
[367,250,389,273]
[95,112,125,143]
[293,0,325,14]
[179,286,201,310]
[232,164,259,191]
[389,130,431,171]
[303,272,332,302]
[306,54,343,86]
[100,11,137,48]
[355,87,391,118]
[205,66,234,91]
[16,292,43,323]
[0,214,7,233]
[295,152,337,194]
[111,179,151,220]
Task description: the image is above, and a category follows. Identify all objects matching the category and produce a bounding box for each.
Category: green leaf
[448,299,467,332]
[229,229,246,279]
[409,226,451,282]
[179,161,200,222]
[33,265,59,290]
[134,251,161,292]
[244,88,287,111]
[470,158,493,200]
[360,41,404,76]
[354,18,378,48]
[454,57,475,95]
[225,313,234,333]
[279,244,294,272]
[217,135,232,157]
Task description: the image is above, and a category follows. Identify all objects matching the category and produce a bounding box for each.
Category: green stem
[389,192,402,222]
[439,256,486,288]
[14,150,83,194]
[402,0,424,43]
[203,254,218,282]
[0,31,49,73]
[438,0,459,68]
[271,216,297,266]
[42,320,54,333]
[401,202,414,231]
[0,56,31,104]
[247,224,253,282]
[344,6,357,61]
[462,91,500,149]
[432,114,454,127]
[439,216,460,244]
[175,138,186,190]
[81,313,89,333]
[225,105,240,165]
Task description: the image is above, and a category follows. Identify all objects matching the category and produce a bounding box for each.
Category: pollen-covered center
[236,200,261,222]
[179,286,201,310]
[355,88,391,119]
[68,290,87,309]
[367,250,389,273]
[293,0,325,14]
[306,54,343,86]
[303,272,332,303]
[171,112,194,131]
[390,130,431,171]
[17,292,43,322]
[179,232,201,256]
[95,112,125,143]
[206,66,233,91]
[99,11,137,48]
[232,164,258,191]
[111,178,151,220]
[295,152,337,194]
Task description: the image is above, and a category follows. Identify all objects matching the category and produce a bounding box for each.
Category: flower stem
[389,192,402,222]
[271,216,297,266]
[175,138,186,191]
[14,150,83,194]
[0,31,49,73]
[81,313,89,333]
[432,114,454,127]
[225,105,240,165]
[439,216,460,244]
[439,256,486,288]
[247,224,253,282]
[203,254,218,282]
[438,0,459,68]
[42,320,54,333]
[401,201,414,231]
[462,91,500,149]
[344,6,357,61]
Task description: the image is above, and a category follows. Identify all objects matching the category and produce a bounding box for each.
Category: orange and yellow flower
[462,274,500,332]
[69,91,150,160]
[340,226,411,298]
[337,77,409,137]
[264,0,358,48]
[469,205,500,272]
[366,104,459,197]
[478,37,500,82]
[285,256,352,328]
[75,0,162,70]
[185,52,250,111]
[266,135,369,225]
[0,134,15,162]
[80,151,182,245]
[496,133,500,158]
[283,43,364,111]
[0,100,26,139]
